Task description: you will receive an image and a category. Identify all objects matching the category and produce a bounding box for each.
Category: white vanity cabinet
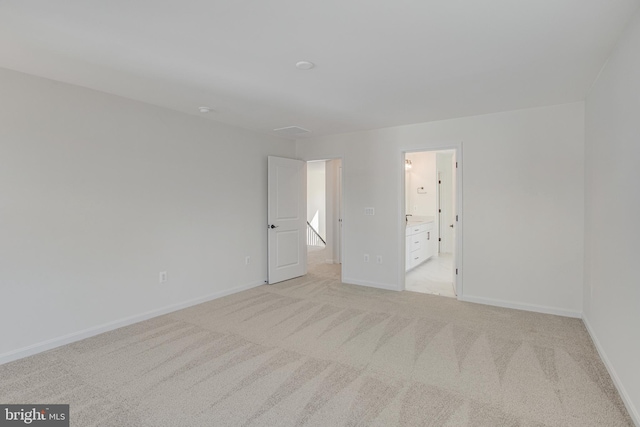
[405,221,436,271]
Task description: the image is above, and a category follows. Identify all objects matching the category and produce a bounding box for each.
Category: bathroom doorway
[404,149,458,297]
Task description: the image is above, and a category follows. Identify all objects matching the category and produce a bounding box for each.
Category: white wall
[306,161,326,240]
[0,68,295,361]
[584,9,640,424]
[296,102,585,316]
[406,151,437,217]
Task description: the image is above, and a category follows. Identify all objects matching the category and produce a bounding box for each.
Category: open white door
[437,152,455,254]
[268,156,307,284]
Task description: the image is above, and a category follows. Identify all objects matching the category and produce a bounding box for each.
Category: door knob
[269,224,279,229]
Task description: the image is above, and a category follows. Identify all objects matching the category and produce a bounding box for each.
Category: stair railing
[306,222,326,246]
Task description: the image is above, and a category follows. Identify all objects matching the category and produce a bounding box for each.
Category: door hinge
[456,215,458,221]
[438,209,441,213]
[438,238,441,242]
[456,268,458,275]
[438,180,441,184]
[456,162,458,168]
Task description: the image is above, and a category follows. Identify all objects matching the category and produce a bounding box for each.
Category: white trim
[342,277,399,291]
[0,280,264,366]
[583,315,640,426]
[459,295,582,318]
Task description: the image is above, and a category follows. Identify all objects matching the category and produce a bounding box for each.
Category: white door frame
[398,142,463,298]
[337,165,343,264]
[302,156,345,283]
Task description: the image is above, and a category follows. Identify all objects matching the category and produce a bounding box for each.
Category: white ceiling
[1,0,638,138]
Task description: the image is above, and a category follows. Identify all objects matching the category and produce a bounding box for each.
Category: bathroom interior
[405,150,456,297]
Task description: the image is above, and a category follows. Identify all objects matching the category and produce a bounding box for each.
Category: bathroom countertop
[406,215,435,227]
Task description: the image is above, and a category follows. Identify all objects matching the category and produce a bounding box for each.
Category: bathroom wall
[405,151,437,217]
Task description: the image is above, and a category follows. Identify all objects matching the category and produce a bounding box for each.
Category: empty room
[1,0,639,426]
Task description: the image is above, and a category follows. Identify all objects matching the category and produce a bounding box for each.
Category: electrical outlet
[245,256,251,265]
[159,271,167,283]
[364,207,375,216]
[376,255,382,264]
[364,254,370,263]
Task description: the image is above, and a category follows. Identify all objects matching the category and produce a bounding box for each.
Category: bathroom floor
[405,253,455,297]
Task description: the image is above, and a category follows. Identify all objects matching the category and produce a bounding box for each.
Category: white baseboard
[583,315,640,426]
[459,295,582,318]
[342,277,399,291]
[324,259,334,264]
[0,280,265,366]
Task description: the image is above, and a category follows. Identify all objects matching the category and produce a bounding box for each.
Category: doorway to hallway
[306,159,342,281]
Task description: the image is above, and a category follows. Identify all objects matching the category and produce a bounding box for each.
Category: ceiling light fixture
[295,61,315,70]
[198,106,212,113]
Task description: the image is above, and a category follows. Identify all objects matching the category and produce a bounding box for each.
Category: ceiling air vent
[273,126,310,135]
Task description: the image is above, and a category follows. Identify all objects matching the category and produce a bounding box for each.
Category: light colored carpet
[0,258,633,426]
